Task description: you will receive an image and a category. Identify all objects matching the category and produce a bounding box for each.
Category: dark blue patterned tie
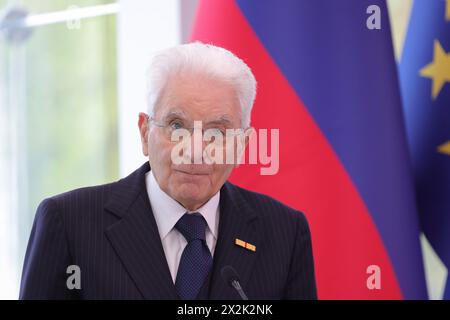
[175,213,213,300]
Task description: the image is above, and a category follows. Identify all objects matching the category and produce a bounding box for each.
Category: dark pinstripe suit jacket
[19,162,317,300]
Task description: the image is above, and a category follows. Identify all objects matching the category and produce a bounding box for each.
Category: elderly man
[20,43,316,300]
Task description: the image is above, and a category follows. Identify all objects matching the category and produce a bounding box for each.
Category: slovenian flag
[191,0,427,299]
[399,0,450,299]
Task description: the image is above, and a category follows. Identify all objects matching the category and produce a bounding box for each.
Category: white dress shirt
[145,170,220,283]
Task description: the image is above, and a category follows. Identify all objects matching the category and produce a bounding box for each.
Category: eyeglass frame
[145,114,250,141]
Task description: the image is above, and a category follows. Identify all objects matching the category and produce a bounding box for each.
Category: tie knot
[175,213,207,242]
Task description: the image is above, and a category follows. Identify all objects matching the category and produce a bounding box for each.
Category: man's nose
[187,128,207,164]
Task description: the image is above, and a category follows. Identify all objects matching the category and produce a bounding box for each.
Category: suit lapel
[208,183,263,300]
[104,163,178,299]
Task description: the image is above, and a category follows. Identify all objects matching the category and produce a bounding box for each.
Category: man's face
[138,72,246,210]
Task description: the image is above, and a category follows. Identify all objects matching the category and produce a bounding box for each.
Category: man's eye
[170,121,183,130]
[207,128,226,136]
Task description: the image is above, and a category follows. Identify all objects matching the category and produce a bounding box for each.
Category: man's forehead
[163,73,238,102]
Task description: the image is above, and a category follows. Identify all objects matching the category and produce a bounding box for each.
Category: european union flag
[399,0,450,299]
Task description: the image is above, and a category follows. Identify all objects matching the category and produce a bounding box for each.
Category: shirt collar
[145,170,220,240]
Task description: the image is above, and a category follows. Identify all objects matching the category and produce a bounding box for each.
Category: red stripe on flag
[191,0,402,299]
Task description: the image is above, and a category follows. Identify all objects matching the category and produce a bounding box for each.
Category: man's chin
[171,186,210,210]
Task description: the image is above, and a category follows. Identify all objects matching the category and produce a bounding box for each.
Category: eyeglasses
[147,115,247,142]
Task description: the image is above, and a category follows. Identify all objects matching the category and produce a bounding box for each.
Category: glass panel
[0,2,118,299]
[23,0,116,15]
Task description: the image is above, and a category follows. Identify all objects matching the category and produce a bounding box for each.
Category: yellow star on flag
[438,141,450,155]
[447,0,450,21]
[420,40,450,99]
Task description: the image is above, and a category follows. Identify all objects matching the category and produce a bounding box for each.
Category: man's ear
[138,112,149,156]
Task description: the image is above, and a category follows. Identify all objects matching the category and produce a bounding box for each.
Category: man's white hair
[146,42,257,127]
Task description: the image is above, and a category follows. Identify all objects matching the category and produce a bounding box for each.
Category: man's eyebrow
[162,109,187,119]
[204,115,234,126]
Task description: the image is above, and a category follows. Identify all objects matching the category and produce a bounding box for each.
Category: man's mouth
[173,165,212,176]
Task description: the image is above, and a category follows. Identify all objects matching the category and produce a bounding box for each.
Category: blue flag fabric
[399,0,450,299]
